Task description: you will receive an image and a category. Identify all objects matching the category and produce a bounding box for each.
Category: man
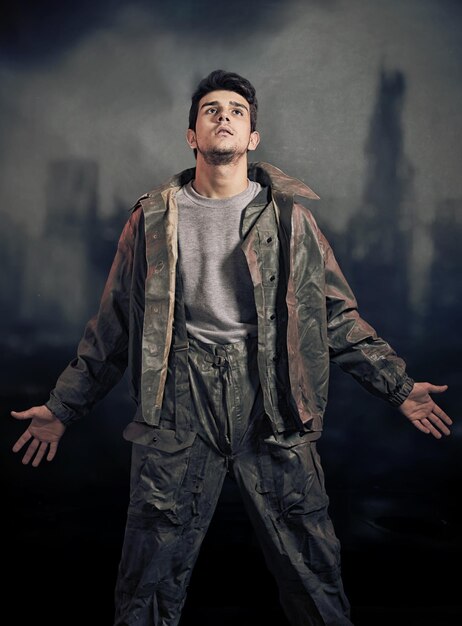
[11,70,452,626]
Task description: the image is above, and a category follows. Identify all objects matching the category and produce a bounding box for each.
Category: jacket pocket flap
[123,422,196,451]
[264,431,316,449]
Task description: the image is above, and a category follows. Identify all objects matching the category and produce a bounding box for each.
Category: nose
[218,111,230,122]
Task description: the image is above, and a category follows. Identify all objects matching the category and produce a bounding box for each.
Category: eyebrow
[200,100,249,112]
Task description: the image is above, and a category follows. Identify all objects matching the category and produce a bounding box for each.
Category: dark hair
[188,69,258,132]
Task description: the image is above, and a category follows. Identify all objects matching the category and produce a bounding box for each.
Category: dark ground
[1,345,460,626]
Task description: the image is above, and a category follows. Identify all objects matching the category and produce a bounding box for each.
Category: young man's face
[186,90,260,166]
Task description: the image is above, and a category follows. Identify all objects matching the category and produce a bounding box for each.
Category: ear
[186,129,197,149]
[247,131,260,152]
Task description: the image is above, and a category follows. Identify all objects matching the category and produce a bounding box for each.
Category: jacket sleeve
[320,229,414,406]
[45,208,141,424]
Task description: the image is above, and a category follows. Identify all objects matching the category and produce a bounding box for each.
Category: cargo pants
[114,335,353,626]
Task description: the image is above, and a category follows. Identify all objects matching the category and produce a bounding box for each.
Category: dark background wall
[1,1,460,624]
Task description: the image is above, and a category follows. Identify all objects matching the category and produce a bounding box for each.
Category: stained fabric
[45,162,414,433]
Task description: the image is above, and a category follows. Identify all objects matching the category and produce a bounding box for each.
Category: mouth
[216,126,233,136]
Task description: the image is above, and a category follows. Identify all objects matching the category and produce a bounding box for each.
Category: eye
[233,109,244,115]
[205,107,217,114]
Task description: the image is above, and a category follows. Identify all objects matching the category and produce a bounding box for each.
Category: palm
[29,415,66,442]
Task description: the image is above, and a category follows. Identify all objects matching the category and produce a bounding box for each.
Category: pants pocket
[257,435,329,517]
[124,422,196,521]
[256,436,341,581]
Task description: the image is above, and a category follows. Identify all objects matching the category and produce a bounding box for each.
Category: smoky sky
[1,0,312,65]
[1,0,461,301]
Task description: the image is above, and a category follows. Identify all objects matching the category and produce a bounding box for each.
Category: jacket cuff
[388,375,415,407]
[45,394,80,426]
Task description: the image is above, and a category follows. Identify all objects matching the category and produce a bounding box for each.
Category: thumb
[426,384,448,394]
[11,408,37,420]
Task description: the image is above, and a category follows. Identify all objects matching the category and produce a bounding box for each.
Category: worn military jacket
[46,162,414,437]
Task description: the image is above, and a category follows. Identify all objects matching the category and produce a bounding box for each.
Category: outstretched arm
[11,406,66,467]
[313,216,453,432]
[398,382,452,438]
[10,209,142,469]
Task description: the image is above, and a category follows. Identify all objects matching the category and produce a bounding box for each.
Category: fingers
[431,403,452,426]
[13,432,54,466]
[433,422,451,437]
[411,419,430,435]
[12,430,32,453]
[420,418,443,439]
[428,408,451,436]
[47,441,58,462]
[19,438,55,466]
[32,442,49,468]
[12,430,58,467]
[412,407,452,439]
[21,437,40,465]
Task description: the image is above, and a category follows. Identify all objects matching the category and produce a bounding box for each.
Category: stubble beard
[196,141,247,166]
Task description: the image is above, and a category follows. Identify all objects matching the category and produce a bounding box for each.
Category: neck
[192,156,249,198]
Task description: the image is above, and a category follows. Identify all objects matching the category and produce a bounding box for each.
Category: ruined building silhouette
[17,157,127,343]
[346,67,414,348]
[424,198,462,350]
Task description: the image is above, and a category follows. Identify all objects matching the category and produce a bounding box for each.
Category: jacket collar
[248,162,320,200]
[148,161,320,200]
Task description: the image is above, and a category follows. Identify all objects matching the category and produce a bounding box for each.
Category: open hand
[398,382,452,439]
[11,405,66,467]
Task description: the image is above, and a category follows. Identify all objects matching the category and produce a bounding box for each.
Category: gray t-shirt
[176,180,262,344]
